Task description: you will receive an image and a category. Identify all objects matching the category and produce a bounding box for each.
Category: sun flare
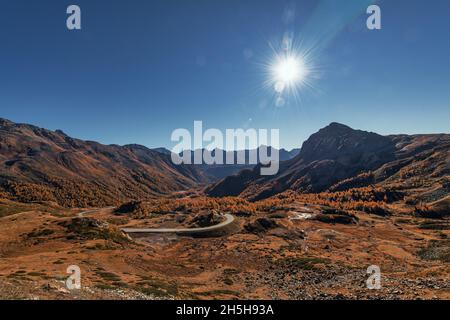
[264,48,315,106]
[272,55,307,92]
[259,34,320,107]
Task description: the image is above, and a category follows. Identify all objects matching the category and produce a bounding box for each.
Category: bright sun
[262,35,318,106]
[271,54,308,93]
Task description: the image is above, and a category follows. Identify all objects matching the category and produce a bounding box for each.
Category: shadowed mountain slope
[206,123,450,202]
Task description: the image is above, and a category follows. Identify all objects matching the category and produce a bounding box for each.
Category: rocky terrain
[0,197,448,300]
[0,119,448,300]
[207,123,450,208]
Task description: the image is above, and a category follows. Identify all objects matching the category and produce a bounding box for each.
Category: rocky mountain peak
[299,123,395,165]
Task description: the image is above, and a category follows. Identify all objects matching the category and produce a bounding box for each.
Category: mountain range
[0,118,299,206]
[1,118,448,209]
[0,118,209,207]
[206,122,450,204]
[175,147,300,179]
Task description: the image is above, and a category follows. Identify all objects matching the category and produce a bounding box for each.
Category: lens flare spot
[274,81,286,93]
[275,96,285,107]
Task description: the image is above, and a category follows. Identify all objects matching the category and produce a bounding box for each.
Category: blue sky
[0,0,449,150]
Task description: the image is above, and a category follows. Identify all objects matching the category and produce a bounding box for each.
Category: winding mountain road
[120,213,235,235]
[78,207,235,236]
[77,207,115,218]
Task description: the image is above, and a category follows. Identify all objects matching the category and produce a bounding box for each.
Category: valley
[0,118,448,300]
[0,195,448,300]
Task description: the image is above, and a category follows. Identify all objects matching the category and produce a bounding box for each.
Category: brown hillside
[0,118,210,207]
